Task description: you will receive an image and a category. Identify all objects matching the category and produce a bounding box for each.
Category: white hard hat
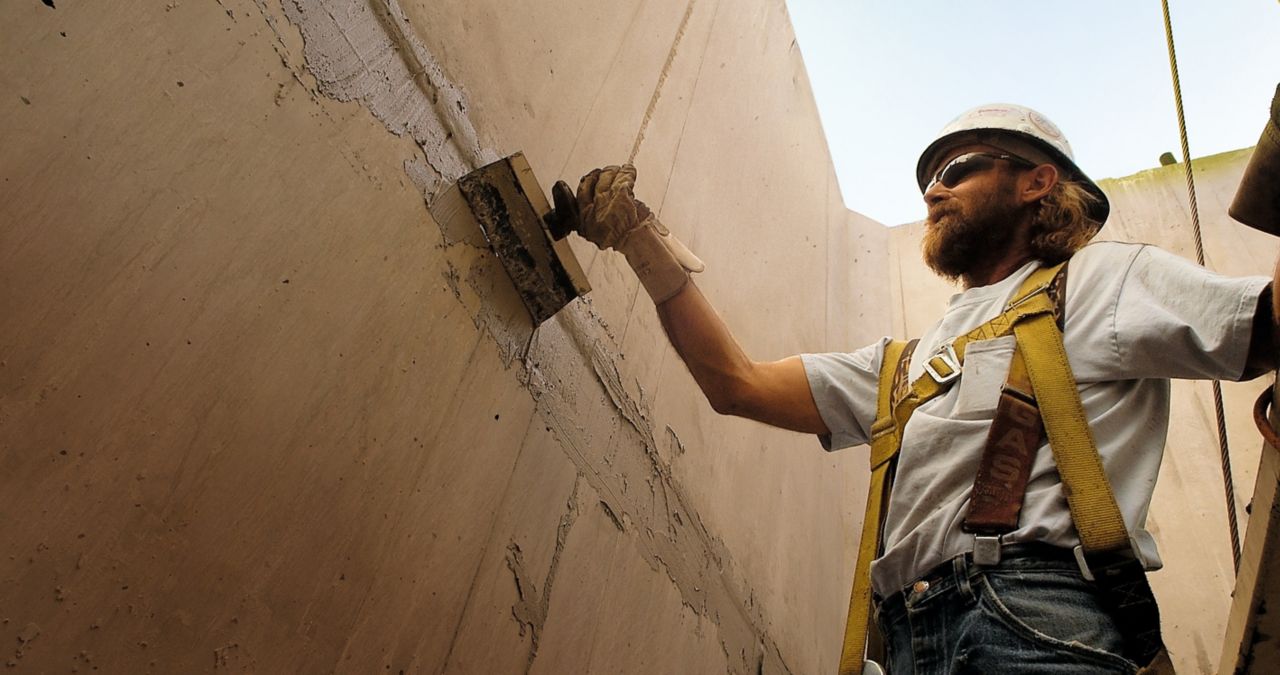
[916,103,1110,225]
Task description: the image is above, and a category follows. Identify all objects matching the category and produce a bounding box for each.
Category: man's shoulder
[1065,240,1152,282]
[1072,239,1151,263]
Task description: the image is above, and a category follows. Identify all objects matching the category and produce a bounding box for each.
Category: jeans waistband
[875,543,1081,624]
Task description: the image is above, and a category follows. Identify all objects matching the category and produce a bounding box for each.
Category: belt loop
[953,555,974,601]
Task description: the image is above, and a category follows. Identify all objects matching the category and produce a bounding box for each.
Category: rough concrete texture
[891,148,1278,673]
[1,0,886,673]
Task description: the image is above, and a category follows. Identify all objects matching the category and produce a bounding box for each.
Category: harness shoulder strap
[837,339,914,675]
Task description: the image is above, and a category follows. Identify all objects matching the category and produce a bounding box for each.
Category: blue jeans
[874,548,1139,674]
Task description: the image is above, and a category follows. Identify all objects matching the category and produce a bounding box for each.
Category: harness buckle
[923,341,961,384]
[972,535,1002,566]
[1072,538,1145,582]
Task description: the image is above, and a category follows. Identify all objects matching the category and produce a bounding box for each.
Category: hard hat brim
[916,128,1111,227]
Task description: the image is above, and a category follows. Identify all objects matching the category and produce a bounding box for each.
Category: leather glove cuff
[617,222,691,304]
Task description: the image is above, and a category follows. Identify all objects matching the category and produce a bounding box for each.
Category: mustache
[926,201,962,224]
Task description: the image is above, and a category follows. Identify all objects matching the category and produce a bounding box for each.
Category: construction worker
[567,104,1277,673]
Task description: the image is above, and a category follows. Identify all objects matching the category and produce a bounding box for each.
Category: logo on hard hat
[1028,110,1063,140]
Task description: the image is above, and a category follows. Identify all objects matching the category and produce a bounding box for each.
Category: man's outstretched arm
[569,165,828,436]
[656,281,828,435]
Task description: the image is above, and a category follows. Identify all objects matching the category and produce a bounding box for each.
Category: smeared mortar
[276,0,496,200]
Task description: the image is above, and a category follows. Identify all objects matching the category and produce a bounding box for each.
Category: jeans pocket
[976,570,1139,673]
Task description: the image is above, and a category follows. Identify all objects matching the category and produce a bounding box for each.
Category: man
[567,104,1276,673]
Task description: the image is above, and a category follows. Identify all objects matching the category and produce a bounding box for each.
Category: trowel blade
[450,153,591,325]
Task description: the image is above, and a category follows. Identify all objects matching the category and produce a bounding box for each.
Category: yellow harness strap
[838,261,1107,673]
[837,338,907,675]
[1012,301,1130,552]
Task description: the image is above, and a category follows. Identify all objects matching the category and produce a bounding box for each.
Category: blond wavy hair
[1027,179,1103,264]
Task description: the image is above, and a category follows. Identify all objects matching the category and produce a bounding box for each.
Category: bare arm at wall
[655,281,829,435]
[569,164,828,434]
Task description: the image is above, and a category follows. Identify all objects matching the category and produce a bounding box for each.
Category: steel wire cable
[1160,0,1242,573]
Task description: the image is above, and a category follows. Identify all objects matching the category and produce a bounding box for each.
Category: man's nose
[923,179,948,206]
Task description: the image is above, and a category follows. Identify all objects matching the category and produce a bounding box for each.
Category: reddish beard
[922,186,1026,283]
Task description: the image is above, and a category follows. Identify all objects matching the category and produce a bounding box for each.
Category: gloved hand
[572,164,705,303]
[575,164,647,250]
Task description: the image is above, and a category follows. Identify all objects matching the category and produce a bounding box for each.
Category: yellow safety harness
[837,261,1172,674]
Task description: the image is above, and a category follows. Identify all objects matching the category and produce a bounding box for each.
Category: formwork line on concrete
[654,0,723,221]
[627,0,698,165]
[553,0,648,185]
[438,408,548,674]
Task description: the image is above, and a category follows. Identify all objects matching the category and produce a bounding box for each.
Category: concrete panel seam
[553,1,648,182]
[627,0,698,165]
[654,0,721,218]
[436,411,544,674]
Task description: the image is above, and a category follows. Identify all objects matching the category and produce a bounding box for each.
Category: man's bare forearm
[653,281,827,434]
[654,282,753,411]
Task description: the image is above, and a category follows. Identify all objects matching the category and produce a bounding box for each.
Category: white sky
[785,1,1280,226]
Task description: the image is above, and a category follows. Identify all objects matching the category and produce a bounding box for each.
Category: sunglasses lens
[937,154,997,188]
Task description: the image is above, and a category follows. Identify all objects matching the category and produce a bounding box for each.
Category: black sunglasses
[927,152,1035,191]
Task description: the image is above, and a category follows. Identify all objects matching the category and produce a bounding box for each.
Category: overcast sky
[785,1,1280,226]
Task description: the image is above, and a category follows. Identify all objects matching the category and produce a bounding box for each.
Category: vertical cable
[1161,0,1242,573]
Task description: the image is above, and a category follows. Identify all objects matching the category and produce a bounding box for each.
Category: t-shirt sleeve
[1097,244,1268,381]
[801,337,887,451]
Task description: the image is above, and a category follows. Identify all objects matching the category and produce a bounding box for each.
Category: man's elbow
[704,376,758,418]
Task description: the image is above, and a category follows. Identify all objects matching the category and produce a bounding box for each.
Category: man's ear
[1020,164,1059,204]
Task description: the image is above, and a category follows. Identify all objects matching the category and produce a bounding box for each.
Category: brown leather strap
[963,345,1044,533]
[962,263,1068,536]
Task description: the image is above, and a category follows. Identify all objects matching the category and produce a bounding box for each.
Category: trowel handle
[544,181,579,240]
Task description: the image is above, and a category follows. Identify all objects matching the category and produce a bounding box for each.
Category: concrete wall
[891,148,1277,673]
[0,1,890,673]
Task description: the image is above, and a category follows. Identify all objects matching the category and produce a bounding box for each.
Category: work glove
[571,164,704,303]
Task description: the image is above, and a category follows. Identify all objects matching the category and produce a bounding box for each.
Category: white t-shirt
[802,241,1268,596]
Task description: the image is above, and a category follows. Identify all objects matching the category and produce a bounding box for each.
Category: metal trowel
[431,153,590,325]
